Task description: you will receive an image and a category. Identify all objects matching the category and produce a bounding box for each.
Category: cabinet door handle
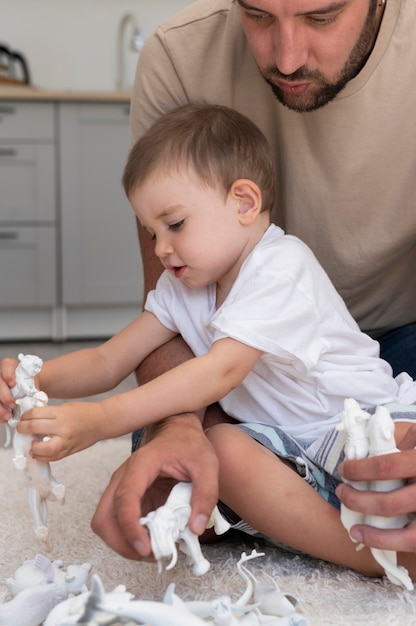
[0,148,17,157]
[0,105,16,116]
[0,104,16,115]
[0,231,18,240]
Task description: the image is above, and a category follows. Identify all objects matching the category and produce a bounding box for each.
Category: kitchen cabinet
[59,102,142,338]
[0,95,143,341]
[0,101,57,337]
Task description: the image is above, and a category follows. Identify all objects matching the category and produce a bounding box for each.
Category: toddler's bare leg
[206,423,416,580]
[394,420,415,447]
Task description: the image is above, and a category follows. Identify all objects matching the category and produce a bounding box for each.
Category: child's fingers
[17,407,57,437]
[0,400,14,422]
[0,358,18,390]
[30,436,64,462]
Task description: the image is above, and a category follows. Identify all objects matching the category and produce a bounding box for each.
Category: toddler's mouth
[173,265,187,279]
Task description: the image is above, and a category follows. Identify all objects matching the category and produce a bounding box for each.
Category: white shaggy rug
[1,435,416,625]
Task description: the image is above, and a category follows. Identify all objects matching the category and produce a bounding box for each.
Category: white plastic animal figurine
[336,398,371,542]
[12,391,49,469]
[6,354,65,547]
[336,398,371,460]
[364,406,413,590]
[238,555,297,618]
[140,481,230,575]
[338,400,413,590]
[43,580,134,626]
[10,353,43,402]
[198,593,305,625]
[210,595,241,626]
[24,443,66,546]
[165,551,306,625]
[44,574,207,626]
[5,554,91,598]
[0,555,68,626]
[43,552,307,626]
[3,353,43,447]
[0,583,67,626]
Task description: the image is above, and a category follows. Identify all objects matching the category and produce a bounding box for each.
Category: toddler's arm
[94,336,262,437]
[0,311,175,415]
[19,337,262,460]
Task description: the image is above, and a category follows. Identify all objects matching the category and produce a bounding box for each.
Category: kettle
[0,43,31,84]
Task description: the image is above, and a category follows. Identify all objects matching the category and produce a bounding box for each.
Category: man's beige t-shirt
[131,0,416,339]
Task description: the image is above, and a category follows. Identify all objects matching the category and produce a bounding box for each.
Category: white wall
[1,0,190,91]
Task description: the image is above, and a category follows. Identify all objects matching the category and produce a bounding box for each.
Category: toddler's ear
[231,179,262,224]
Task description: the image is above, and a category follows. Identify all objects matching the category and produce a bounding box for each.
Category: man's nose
[273,24,309,76]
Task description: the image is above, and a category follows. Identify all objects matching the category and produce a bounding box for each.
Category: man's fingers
[349,518,416,552]
[188,452,219,535]
[91,460,152,560]
[336,481,416,518]
[339,449,416,483]
[112,472,153,556]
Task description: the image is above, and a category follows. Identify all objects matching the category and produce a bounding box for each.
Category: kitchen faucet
[117,13,144,91]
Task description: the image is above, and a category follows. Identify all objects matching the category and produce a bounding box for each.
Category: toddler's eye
[169,220,185,232]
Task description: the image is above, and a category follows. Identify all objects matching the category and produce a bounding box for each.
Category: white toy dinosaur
[140,481,230,575]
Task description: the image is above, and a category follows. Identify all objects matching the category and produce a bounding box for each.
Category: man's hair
[122,103,275,212]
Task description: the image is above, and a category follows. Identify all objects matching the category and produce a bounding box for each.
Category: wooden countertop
[0,84,131,102]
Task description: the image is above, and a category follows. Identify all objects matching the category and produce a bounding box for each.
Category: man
[91,0,416,560]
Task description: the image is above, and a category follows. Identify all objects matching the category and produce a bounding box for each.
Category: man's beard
[261,0,379,112]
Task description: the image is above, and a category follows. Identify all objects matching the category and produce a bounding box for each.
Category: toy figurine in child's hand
[11,353,44,400]
[3,355,66,547]
[0,354,39,423]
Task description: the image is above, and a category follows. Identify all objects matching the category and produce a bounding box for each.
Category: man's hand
[91,413,219,560]
[337,424,416,552]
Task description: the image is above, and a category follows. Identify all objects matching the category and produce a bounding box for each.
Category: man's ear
[230,179,262,225]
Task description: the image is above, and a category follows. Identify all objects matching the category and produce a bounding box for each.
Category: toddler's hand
[0,358,19,421]
[17,401,104,461]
